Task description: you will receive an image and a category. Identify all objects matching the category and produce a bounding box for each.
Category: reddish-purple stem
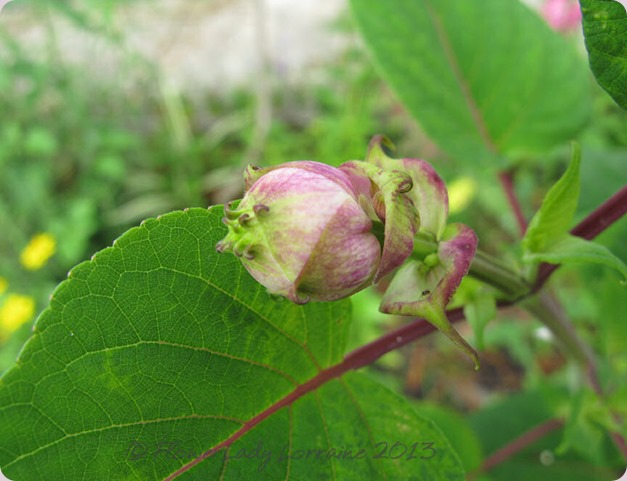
[341,308,465,370]
[533,185,627,291]
[498,170,527,236]
[572,185,627,240]
[469,418,564,478]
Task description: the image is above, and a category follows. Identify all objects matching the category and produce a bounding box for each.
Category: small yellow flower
[448,177,477,214]
[20,233,56,270]
[0,294,35,334]
[0,277,7,295]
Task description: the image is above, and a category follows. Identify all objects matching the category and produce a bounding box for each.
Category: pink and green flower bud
[216,161,416,303]
[218,136,479,367]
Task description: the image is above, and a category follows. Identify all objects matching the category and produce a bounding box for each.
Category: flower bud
[217,137,479,368]
[217,161,391,303]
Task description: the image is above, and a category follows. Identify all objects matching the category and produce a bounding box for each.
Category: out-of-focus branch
[468,418,565,479]
[498,170,527,236]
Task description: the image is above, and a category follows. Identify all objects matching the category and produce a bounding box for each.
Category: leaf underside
[350,0,591,165]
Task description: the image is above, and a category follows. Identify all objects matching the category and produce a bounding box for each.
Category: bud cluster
[217,137,479,366]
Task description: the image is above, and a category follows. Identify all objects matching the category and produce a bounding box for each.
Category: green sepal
[339,160,420,282]
[366,135,449,239]
[380,224,479,368]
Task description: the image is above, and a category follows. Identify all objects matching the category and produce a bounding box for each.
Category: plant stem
[468,418,564,479]
[572,185,627,240]
[342,308,465,371]
[522,290,594,367]
[470,249,529,299]
[498,170,527,236]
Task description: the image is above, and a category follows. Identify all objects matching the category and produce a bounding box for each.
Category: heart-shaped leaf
[0,208,464,480]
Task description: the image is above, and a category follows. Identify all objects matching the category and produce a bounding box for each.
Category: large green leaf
[349,0,590,165]
[0,208,464,481]
[175,372,465,481]
[580,0,627,109]
[412,402,484,473]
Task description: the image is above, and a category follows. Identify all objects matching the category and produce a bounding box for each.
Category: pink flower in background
[542,0,582,31]
[0,0,13,14]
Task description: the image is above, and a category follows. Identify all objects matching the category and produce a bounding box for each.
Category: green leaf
[349,0,590,165]
[580,0,627,109]
[525,235,627,280]
[463,291,497,351]
[522,145,626,279]
[0,208,464,481]
[523,144,581,254]
[413,402,483,472]
[176,372,465,481]
[557,389,620,465]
